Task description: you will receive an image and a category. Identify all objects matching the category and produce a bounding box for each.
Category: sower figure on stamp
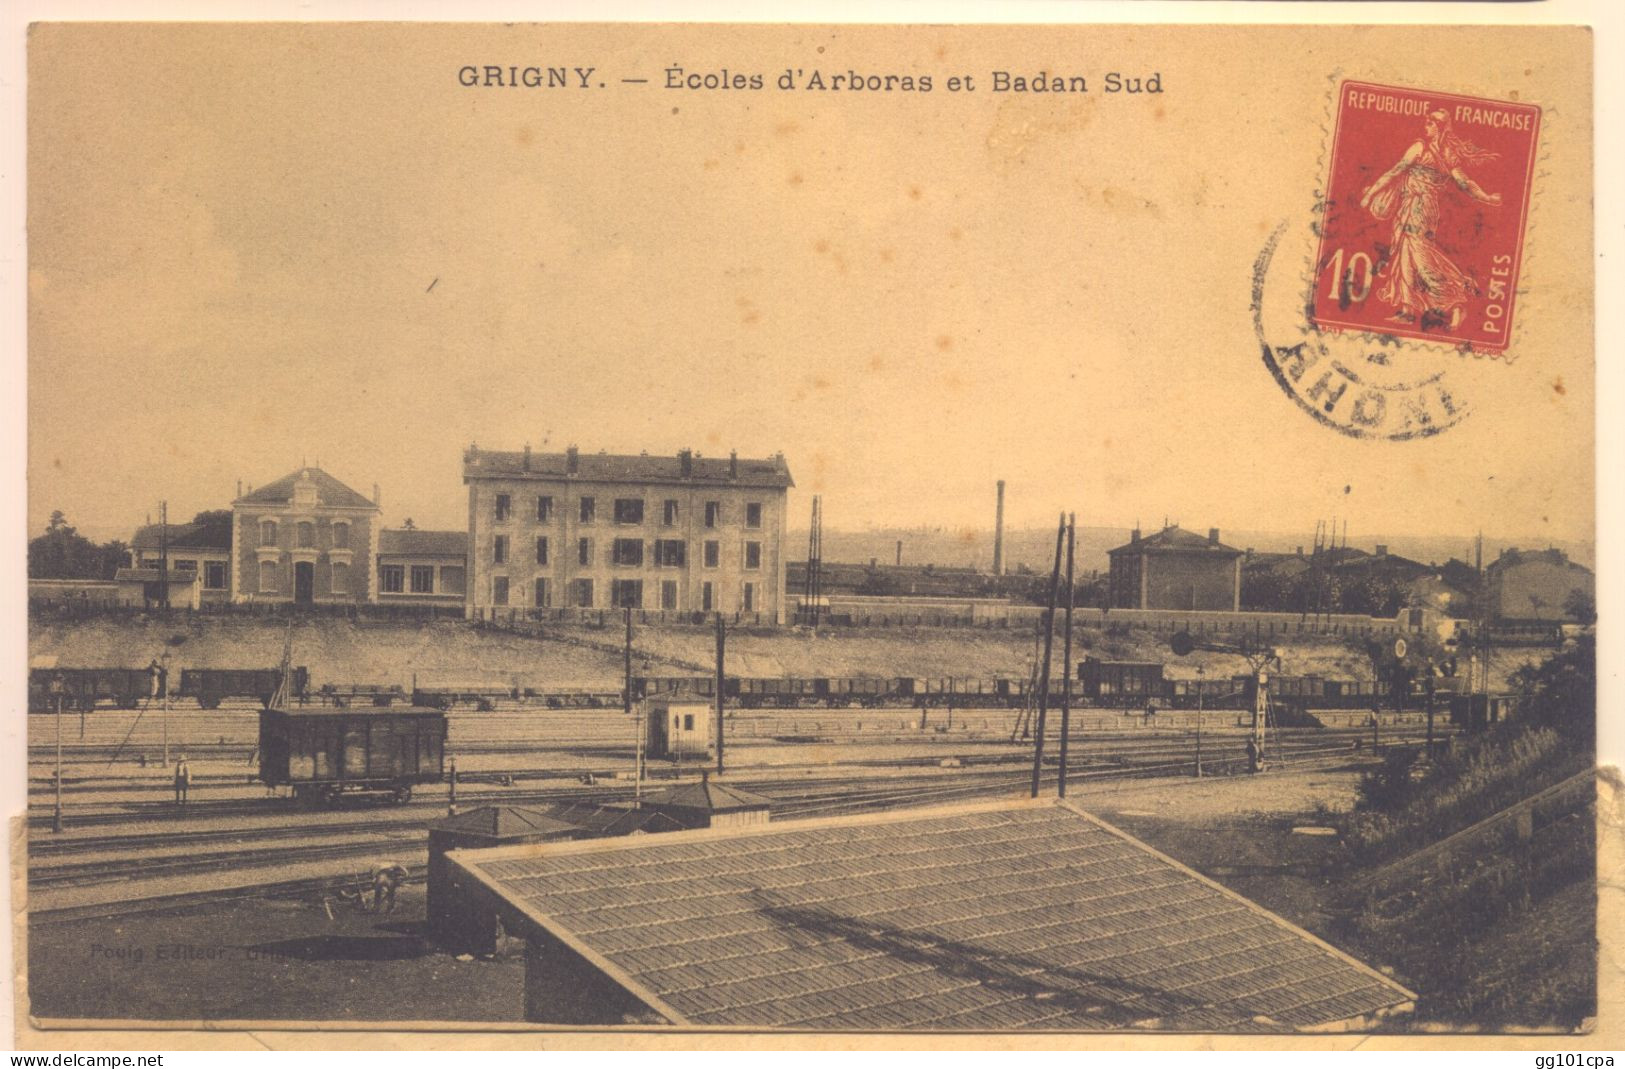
[1359,109,1501,331]
[173,755,191,804]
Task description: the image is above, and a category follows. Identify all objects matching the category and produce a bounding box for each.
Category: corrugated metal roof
[464,448,794,490]
[235,467,378,509]
[378,528,468,558]
[451,799,1414,1032]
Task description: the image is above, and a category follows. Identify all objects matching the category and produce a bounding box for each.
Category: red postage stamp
[1312,80,1541,354]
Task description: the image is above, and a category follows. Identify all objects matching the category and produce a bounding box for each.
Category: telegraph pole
[1030,513,1065,798]
[51,674,65,833]
[1194,665,1205,777]
[714,612,726,776]
[1057,514,1075,798]
[158,500,170,612]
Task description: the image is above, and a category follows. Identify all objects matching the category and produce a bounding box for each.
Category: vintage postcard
[12,16,1608,1051]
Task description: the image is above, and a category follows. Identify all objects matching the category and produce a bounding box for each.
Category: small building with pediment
[231,467,382,605]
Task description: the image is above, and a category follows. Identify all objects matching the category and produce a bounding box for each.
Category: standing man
[173,755,191,805]
[1245,736,1261,775]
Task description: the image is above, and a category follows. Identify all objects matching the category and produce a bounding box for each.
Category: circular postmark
[1252,221,1472,441]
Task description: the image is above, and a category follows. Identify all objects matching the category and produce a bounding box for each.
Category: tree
[1563,589,1596,625]
[28,514,122,579]
[1508,635,1595,741]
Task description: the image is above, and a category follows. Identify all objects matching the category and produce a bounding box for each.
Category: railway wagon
[258,705,447,804]
[28,667,158,712]
[1078,659,1167,702]
[180,667,309,709]
[645,699,713,761]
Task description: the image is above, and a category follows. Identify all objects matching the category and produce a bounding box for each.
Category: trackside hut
[448,798,1415,1030]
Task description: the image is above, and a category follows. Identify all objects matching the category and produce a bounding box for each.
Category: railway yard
[20,615,1589,1030]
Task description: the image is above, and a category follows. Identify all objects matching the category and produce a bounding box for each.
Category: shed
[449,798,1417,1030]
[427,806,584,955]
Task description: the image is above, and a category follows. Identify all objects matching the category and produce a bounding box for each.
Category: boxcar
[1078,659,1167,703]
[28,667,157,712]
[258,705,447,804]
[181,667,309,709]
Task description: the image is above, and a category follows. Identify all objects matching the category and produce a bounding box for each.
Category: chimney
[895,540,903,567]
[1131,525,1141,545]
[1375,543,1388,558]
[1296,545,1303,557]
[236,479,242,498]
[1208,527,1220,545]
[680,448,694,477]
[992,480,1006,577]
[373,483,381,507]
[728,450,738,479]
[566,445,579,475]
[523,444,532,472]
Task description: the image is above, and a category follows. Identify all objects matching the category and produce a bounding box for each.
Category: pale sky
[27,23,1595,548]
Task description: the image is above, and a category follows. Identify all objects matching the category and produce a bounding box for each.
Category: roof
[1108,526,1243,558]
[429,806,581,840]
[1486,548,1594,576]
[640,776,773,813]
[263,705,446,718]
[130,522,232,551]
[114,567,200,583]
[378,528,469,558]
[234,467,378,510]
[546,801,691,838]
[463,448,794,490]
[451,799,1414,1031]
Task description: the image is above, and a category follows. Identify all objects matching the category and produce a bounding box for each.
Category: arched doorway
[294,561,315,606]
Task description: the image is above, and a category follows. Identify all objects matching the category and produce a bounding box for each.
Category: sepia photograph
[10,12,1611,1049]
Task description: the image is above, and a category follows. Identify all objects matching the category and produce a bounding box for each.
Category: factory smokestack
[993,480,1006,576]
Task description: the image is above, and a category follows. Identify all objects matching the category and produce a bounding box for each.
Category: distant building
[1108,525,1242,611]
[462,445,794,623]
[231,467,381,605]
[376,528,468,610]
[1485,548,1594,621]
[129,521,232,602]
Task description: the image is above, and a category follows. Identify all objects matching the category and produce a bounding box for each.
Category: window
[578,537,592,566]
[535,536,549,565]
[683,713,695,731]
[746,503,763,529]
[612,538,644,566]
[204,561,227,590]
[380,564,404,593]
[661,580,678,610]
[492,576,509,606]
[173,558,198,571]
[493,535,509,564]
[612,578,643,608]
[410,565,435,593]
[440,566,466,595]
[614,498,644,525]
[663,499,679,526]
[332,522,350,549]
[332,561,350,593]
[743,581,756,612]
[654,539,686,567]
[702,581,713,612]
[704,540,720,568]
[536,496,553,523]
[579,497,596,524]
[704,501,721,528]
[494,493,511,522]
[534,577,551,608]
[745,541,762,569]
[259,559,279,593]
[260,520,278,547]
[572,578,594,607]
[298,522,316,549]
